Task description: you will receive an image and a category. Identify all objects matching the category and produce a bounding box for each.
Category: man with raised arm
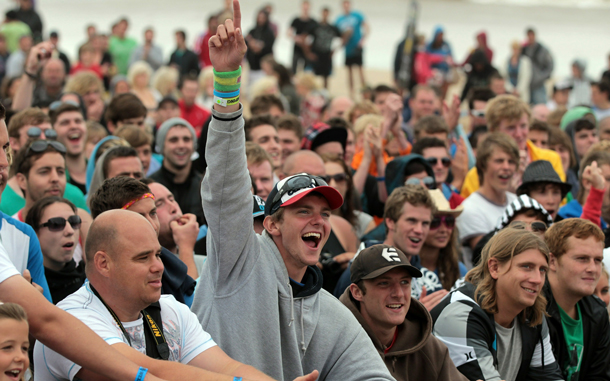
[190,3,393,380]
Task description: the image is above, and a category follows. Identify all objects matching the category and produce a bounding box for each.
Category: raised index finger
[233,0,242,31]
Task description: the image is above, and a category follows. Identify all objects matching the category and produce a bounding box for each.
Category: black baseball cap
[350,244,422,284]
[158,96,179,109]
[264,173,343,217]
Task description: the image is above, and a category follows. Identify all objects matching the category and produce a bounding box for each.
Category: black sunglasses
[321,173,347,183]
[270,174,328,215]
[39,215,82,232]
[426,157,451,168]
[430,215,456,230]
[405,176,436,190]
[27,127,58,140]
[509,220,547,233]
[26,140,66,156]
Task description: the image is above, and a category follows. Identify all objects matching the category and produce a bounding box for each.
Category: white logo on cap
[381,248,401,262]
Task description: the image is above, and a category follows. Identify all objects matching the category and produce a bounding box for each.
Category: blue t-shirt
[336,11,365,57]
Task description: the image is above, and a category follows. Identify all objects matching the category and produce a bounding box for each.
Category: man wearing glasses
[191,4,393,379]
[544,218,610,380]
[1,107,88,216]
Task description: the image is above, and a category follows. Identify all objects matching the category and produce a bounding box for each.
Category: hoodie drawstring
[288,281,295,326]
[300,299,306,352]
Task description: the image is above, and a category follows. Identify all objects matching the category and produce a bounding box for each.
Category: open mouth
[63,242,74,248]
[522,286,537,294]
[408,237,421,245]
[387,304,403,310]
[68,132,82,142]
[498,174,511,181]
[302,232,321,249]
[5,370,22,380]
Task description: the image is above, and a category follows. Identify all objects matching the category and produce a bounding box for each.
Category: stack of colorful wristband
[214,66,241,107]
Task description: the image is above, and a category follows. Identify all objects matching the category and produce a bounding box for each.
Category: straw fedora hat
[428,189,463,216]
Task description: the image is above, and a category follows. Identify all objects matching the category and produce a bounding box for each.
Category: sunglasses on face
[426,157,451,168]
[430,215,456,230]
[321,173,347,184]
[39,215,82,232]
[405,176,436,190]
[27,127,57,140]
[471,110,486,118]
[509,220,547,233]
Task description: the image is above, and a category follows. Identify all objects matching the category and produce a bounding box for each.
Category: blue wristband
[135,367,148,381]
[233,378,243,381]
[213,88,240,98]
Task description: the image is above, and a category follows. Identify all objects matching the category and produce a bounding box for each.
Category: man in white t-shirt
[457,133,518,268]
[35,209,313,381]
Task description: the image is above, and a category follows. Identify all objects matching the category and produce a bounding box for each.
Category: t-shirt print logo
[465,351,474,361]
[381,248,401,262]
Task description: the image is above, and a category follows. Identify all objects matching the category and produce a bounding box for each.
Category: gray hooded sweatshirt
[190,106,394,381]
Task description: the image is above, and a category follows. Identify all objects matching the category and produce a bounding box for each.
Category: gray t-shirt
[495,318,523,381]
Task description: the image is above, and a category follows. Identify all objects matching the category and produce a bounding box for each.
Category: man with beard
[149,118,204,225]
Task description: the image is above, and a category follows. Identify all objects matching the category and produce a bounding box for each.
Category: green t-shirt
[108,36,138,75]
[0,21,31,53]
[558,304,584,381]
[0,183,89,216]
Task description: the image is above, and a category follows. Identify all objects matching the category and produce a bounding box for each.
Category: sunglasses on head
[430,215,456,230]
[26,140,66,156]
[509,220,547,233]
[321,173,347,183]
[27,127,57,140]
[39,215,82,232]
[49,100,80,111]
[270,174,328,215]
[426,157,451,168]
[405,176,436,190]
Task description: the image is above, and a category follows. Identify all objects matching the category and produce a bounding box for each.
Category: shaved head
[85,210,156,273]
[282,150,325,176]
[327,97,354,119]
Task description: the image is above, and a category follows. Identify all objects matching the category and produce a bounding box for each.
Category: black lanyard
[90,284,170,360]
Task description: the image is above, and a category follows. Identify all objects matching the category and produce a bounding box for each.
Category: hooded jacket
[191,106,394,381]
[544,282,610,380]
[426,26,452,73]
[461,49,499,102]
[362,154,434,242]
[340,289,468,381]
[522,41,553,89]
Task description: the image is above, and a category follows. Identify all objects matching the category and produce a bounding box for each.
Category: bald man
[323,96,354,120]
[35,210,306,381]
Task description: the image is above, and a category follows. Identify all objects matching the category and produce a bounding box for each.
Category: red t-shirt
[178,99,211,137]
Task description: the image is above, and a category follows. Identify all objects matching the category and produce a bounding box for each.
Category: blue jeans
[530,85,547,105]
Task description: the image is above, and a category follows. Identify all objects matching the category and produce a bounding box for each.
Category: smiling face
[496,113,529,151]
[18,152,66,205]
[424,213,454,249]
[0,318,29,381]
[352,267,412,331]
[248,160,274,201]
[163,126,193,171]
[54,111,86,157]
[386,203,432,258]
[550,236,603,300]
[250,125,281,169]
[265,194,332,280]
[15,122,53,152]
[37,202,79,271]
[493,248,548,314]
[482,149,517,193]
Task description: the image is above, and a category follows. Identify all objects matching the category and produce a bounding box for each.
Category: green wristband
[213,66,242,78]
[214,81,241,92]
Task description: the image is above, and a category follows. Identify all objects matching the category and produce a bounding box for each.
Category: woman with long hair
[418,189,467,293]
[25,196,84,304]
[321,154,375,238]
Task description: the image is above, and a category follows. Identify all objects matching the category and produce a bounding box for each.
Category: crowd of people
[0,0,609,380]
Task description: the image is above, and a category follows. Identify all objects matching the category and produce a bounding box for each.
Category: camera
[37,49,52,60]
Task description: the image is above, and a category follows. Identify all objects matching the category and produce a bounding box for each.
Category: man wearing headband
[191,4,393,380]
[88,176,197,304]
